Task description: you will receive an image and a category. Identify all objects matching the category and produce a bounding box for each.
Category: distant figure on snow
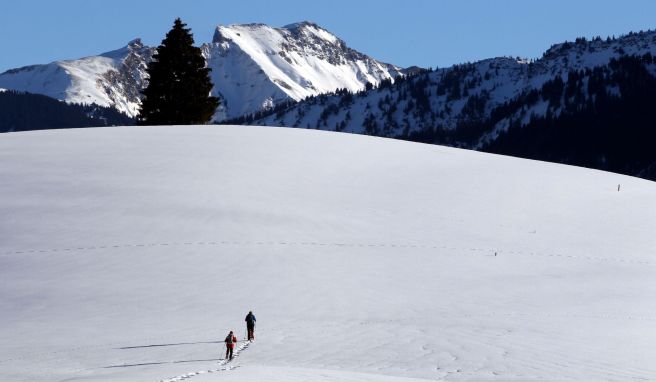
[225,330,237,360]
[245,311,256,341]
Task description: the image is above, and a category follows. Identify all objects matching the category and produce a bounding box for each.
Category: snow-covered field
[0,125,655,382]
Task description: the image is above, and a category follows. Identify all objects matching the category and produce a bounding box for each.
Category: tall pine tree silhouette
[138,18,219,125]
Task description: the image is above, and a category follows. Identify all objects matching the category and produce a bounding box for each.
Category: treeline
[0,90,134,133]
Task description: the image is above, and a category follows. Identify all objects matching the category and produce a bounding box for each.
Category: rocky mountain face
[0,22,402,120]
[234,30,656,180]
[202,22,402,120]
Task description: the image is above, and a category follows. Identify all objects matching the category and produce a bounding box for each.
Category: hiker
[245,311,256,341]
[224,330,237,360]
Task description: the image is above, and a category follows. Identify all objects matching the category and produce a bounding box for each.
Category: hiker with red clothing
[224,330,237,360]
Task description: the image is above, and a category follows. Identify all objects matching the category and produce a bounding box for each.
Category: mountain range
[1,23,655,180]
[0,21,402,121]
[239,31,656,137]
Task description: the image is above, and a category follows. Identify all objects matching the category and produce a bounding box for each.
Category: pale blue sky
[1,0,655,72]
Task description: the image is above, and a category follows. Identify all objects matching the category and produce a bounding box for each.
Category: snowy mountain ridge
[0,21,402,120]
[0,39,153,117]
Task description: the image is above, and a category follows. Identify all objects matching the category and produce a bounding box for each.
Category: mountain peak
[282,21,319,30]
[211,21,339,46]
[99,37,149,60]
[203,21,401,120]
[282,21,339,44]
[127,38,143,48]
[211,27,224,44]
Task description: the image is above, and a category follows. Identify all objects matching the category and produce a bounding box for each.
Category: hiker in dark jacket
[245,311,256,341]
[224,330,237,360]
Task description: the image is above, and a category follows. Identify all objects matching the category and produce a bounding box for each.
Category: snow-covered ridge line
[0,38,153,117]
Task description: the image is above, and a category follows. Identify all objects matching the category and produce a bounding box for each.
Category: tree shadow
[117,341,221,350]
[104,358,222,368]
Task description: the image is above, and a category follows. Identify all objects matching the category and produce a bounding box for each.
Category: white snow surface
[0,125,655,382]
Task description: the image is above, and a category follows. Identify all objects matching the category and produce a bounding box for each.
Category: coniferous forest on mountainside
[483,55,656,180]
[0,91,134,132]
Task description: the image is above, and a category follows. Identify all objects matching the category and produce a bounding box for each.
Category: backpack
[225,334,233,344]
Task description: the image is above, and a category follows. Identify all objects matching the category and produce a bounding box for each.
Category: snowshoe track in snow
[2,240,652,265]
[159,340,251,382]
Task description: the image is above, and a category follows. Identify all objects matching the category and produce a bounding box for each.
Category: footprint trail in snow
[160,340,252,382]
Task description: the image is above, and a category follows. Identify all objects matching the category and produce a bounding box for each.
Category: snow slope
[0,126,655,382]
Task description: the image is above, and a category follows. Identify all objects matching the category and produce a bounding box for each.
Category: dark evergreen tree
[137,18,219,125]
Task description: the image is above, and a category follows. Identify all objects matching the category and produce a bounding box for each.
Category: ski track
[1,240,653,266]
[159,340,251,382]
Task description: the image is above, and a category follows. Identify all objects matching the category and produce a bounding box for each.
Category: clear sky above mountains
[1,0,655,72]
